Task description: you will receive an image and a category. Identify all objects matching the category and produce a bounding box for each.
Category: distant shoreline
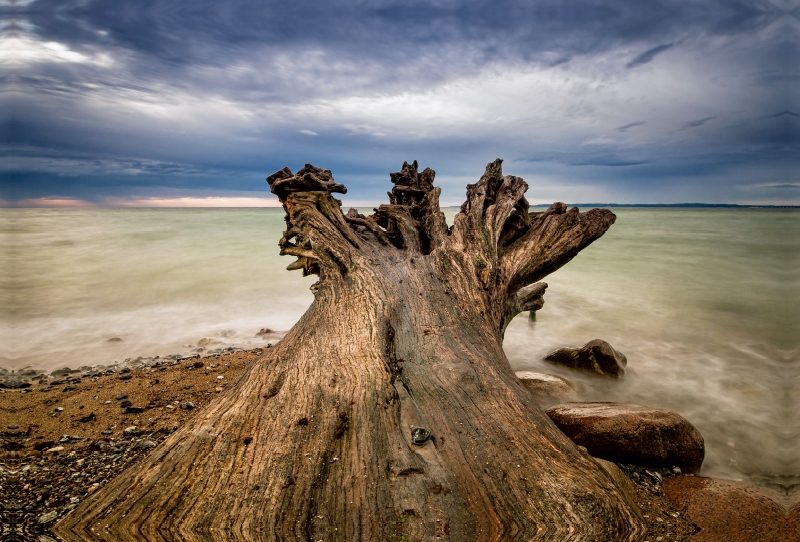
[528,203,800,209]
[4,203,799,210]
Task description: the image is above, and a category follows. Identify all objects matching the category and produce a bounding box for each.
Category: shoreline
[1,346,795,540]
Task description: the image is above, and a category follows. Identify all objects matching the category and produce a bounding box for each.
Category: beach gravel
[0,348,260,539]
[2,347,700,540]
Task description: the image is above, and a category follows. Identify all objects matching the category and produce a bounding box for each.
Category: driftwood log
[55,160,645,541]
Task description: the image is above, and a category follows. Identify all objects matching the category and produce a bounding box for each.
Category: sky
[1,0,798,207]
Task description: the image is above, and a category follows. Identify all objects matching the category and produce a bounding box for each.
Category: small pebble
[134,439,157,450]
[37,510,59,524]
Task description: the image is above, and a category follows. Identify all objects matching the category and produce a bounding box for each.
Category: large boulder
[515,371,577,401]
[544,339,626,377]
[545,402,705,473]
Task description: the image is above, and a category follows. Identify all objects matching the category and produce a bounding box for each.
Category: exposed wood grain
[56,159,643,541]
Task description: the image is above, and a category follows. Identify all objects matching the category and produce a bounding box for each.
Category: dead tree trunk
[56,160,645,541]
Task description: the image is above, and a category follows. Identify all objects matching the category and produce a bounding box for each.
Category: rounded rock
[123,426,141,437]
[515,371,578,400]
[544,339,627,377]
[545,402,705,473]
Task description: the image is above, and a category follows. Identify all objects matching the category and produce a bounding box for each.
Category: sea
[1,206,797,491]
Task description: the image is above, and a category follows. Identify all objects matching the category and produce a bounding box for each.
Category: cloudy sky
[1,0,798,207]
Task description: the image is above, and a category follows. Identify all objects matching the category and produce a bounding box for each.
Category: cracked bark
[55,159,645,541]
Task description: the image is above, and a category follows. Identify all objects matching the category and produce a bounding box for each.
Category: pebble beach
[3,345,705,541]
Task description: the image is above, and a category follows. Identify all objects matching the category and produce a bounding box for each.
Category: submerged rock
[663,476,799,541]
[545,402,705,473]
[544,339,627,377]
[515,371,577,401]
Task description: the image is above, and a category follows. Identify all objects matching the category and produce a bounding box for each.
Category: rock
[644,469,662,485]
[411,427,432,446]
[179,401,195,410]
[663,476,800,541]
[545,402,705,473]
[78,413,96,423]
[34,441,55,451]
[120,400,132,408]
[118,373,132,380]
[107,337,123,342]
[123,426,141,436]
[123,406,144,414]
[544,339,627,377]
[115,393,128,400]
[0,379,32,389]
[37,510,59,524]
[134,439,157,450]
[515,371,577,400]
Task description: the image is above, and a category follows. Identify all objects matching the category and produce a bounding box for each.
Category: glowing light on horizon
[101,196,282,208]
[10,198,95,208]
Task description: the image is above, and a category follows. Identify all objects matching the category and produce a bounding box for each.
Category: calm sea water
[1,207,797,490]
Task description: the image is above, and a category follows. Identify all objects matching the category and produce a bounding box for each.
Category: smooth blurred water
[0,208,317,370]
[1,207,797,489]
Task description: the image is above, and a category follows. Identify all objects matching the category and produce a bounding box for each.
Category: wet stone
[134,440,157,450]
[37,510,59,524]
[411,427,432,446]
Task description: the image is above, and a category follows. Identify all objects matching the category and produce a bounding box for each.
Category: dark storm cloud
[615,121,646,132]
[5,0,780,102]
[686,116,716,128]
[625,43,674,68]
[1,0,797,204]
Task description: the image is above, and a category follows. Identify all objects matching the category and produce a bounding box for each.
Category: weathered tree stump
[55,160,645,541]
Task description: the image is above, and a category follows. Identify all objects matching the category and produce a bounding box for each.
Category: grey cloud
[1,0,794,205]
[626,43,674,68]
[518,152,650,167]
[686,116,717,128]
[615,121,646,132]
